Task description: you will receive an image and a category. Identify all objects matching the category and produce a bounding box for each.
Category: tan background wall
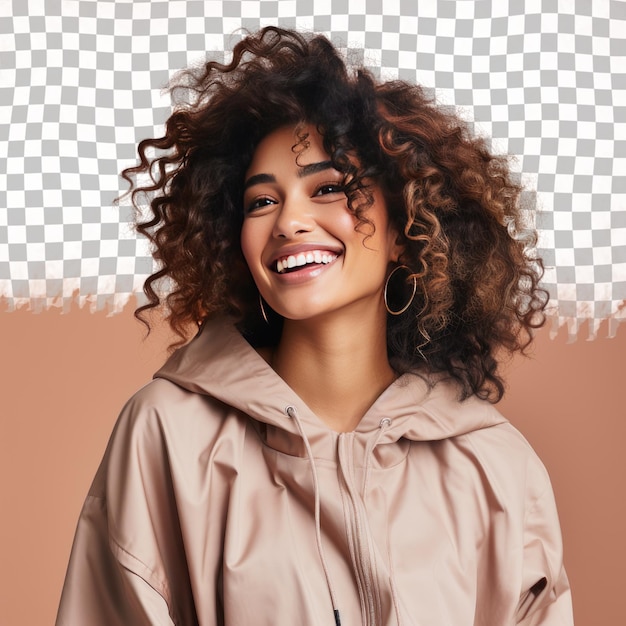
[0,305,624,625]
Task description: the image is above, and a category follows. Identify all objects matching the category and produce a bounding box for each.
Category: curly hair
[122,26,548,403]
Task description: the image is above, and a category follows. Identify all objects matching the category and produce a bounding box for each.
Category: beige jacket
[57,320,573,626]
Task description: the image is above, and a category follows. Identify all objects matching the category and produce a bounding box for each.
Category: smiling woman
[56,27,573,626]
[241,125,400,324]
[241,125,402,431]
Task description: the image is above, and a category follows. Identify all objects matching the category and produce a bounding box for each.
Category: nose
[272,195,315,239]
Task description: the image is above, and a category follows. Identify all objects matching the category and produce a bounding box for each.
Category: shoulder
[460,419,555,511]
[105,380,201,456]
[115,377,234,437]
[91,378,248,495]
[122,377,206,416]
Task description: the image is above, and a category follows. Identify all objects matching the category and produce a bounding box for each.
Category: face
[240,124,401,322]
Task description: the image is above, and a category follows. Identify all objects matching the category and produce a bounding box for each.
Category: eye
[245,196,276,214]
[313,183,345,197]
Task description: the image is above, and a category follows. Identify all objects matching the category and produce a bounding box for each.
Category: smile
[275,251,339,274]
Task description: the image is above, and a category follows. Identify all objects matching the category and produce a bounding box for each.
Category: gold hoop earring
[384,265,417,315]
[259,294,269,324]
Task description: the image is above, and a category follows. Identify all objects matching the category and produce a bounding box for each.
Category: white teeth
[276,250,338,273]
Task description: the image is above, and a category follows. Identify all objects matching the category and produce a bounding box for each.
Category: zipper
[338,432,382,626]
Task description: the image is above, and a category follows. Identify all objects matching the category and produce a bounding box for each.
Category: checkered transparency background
[1,0,624,338]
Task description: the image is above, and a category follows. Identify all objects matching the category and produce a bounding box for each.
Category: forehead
[247,125,328,174]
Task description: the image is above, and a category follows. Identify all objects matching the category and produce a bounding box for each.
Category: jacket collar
[155,318,507,447]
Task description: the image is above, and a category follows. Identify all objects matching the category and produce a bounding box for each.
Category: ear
[388,231,405,264]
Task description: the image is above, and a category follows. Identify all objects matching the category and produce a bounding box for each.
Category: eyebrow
[297,160,335,178]
[243,160,336,191]
[243,173,275,191]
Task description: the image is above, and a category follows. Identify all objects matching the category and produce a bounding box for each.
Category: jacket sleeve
[55,495,176,626]
[56,390,197,626]
[515,483,574,625]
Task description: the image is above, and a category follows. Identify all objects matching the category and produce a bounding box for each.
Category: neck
[271,305,396,432]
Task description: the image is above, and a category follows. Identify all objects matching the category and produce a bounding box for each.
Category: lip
[268,242,343,271]
[271,256,340,285]
[266,242,343,285]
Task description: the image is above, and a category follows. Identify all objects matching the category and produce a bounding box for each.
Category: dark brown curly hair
[122,26,548,402]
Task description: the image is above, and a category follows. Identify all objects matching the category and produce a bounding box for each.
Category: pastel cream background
[0,307,624,625]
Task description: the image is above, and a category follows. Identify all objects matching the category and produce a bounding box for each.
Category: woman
[57,27,573,625]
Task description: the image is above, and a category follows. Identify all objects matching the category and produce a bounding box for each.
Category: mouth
[274,250,340,274]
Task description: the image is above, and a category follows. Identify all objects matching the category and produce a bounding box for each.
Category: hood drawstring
[285,405,342,626]
[362,418,392,498]
[285,409,395,626]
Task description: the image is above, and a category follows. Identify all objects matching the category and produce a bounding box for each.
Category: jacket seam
[109,536,173,604]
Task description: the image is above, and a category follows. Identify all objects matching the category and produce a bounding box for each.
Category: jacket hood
[154,318,507,447]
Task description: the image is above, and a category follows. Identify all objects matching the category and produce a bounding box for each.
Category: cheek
[336,213,359,235]
[240,222,260,272]
[327,208,360,244]
[241,222,259,276]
